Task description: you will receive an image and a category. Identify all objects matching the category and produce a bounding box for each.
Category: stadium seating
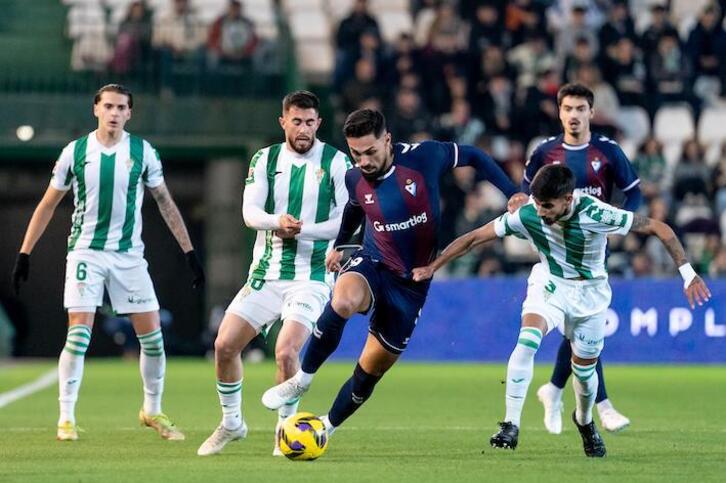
[653,105,695,166]
[617,106,651,149]
[698,107,726,166]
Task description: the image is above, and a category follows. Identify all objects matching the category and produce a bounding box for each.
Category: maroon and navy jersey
[522,133,640,202]
[345,141,460,277]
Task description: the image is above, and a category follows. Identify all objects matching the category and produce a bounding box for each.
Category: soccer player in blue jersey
[262,108,527,438]
[522,83,642,434]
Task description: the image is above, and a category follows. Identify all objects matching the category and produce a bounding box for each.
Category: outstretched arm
[412,221,498,281]
[149,182,194,252]
[457,145,518,198]
[629,214,711,308]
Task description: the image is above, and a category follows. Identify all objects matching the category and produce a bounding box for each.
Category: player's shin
[504,327,542,427]
[58,325,92,425]
[328,363,382,428]
[300,303,348,377]
[571,361,598,425]
[137,328,165,415]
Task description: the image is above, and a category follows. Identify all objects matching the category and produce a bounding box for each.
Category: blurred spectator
[152,0,206,55]
[505,0,548,47]
[519,67,561,141]
[711,143,726,213]
[152,0,206,92]
[648,33,698,115]
[336,0,381,56]
[673,139,712,202]
[387,88,432,141]
[604,37,647,107]
[426,2,468,54]
[110,1,152,75]
[563,36,596,83]
[575,63,619,138]
[555,4,598,65]
[640,4,678,65]
[384,33,422,87]
[468,3,507,54]
[475,74,515,136]
[508,33,556,89]
[478,44,515,84]
[708,245,726,277]
[686,4,726,104]
[547,0,605,35]
[438,98,485,145]
[630,252,654,277]
[413,0,438,47]
[341,57,382,113]
[597,0,637,62]
[206,0,258,68]
[633,137,667,199]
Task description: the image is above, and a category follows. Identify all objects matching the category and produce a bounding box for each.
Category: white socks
[58,325,92,425]
[278,398,300,422]
[137,328,165,416]
[296,369,314,387]
[217,379,243,430]
[504,327,542,427]
[572,362,598,425]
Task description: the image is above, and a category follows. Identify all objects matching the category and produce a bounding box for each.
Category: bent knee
[275,345,300,367]
[214,337,242,360]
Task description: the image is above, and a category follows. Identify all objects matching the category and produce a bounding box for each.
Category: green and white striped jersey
[50,130,164,254]
[494,194,634,280]
[243,139,351,284]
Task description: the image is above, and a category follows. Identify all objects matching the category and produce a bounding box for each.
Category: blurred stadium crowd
[62,0,726,279]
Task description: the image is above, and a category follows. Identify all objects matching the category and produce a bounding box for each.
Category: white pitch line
[0,369,57,409]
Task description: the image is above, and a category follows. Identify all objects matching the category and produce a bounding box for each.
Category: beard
[290,136,314,154]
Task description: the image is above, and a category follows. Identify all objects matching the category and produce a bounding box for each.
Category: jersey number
[76,262,87,281]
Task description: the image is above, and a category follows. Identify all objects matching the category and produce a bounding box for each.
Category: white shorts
[521,263,611,359]
[64,249,159,314]
[225,279,331,333]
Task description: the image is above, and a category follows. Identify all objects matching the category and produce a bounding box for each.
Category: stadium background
[1,0,725,362]
[1,1,725,481]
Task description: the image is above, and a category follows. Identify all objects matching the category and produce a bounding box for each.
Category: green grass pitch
[1,360,724,482]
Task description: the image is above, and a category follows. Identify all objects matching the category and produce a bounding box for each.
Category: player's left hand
[507,192,529,213]
[184,250,205,289]
[412,266,434,282]
[684,275,711,309]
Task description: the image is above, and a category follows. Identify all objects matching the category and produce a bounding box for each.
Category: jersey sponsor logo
[404,179,417,197]
[373,212,428,233]
[364,193,375,204]
[591,158,602,173]
[576,186,603,198]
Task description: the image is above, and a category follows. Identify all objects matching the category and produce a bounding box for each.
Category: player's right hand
[12,253,30,295]
[278,214,302,237]
[684,275,711,309]
[326,249,344,273]
[412,266,434,282]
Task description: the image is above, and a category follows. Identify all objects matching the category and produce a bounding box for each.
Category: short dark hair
[557,82,594,108]
[94,84,133,108]
[530,164,576,201]
[343,109,387,138]
[282,90,319,113]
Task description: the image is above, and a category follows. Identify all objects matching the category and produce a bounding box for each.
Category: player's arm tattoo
[630,214,687,267]
[150,183,194,252]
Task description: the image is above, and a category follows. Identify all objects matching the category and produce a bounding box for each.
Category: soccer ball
[278,412,329,461]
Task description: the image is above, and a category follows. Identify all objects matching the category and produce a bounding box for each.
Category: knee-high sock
[300,303,348,375]
[328,364,382,427]
[571,361,598,425]
[58,325,92,425]
[550,336,572,389]
[504,327,542,427]
[217,379,243,430]
[137,328,165,416]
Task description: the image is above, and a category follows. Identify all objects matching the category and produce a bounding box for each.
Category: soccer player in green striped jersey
[413,164,711,457]
[197,91,352,456]
[11,84,204,442]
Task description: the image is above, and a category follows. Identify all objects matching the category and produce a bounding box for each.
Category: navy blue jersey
[344,141,459,277]
[522,133,640,202]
